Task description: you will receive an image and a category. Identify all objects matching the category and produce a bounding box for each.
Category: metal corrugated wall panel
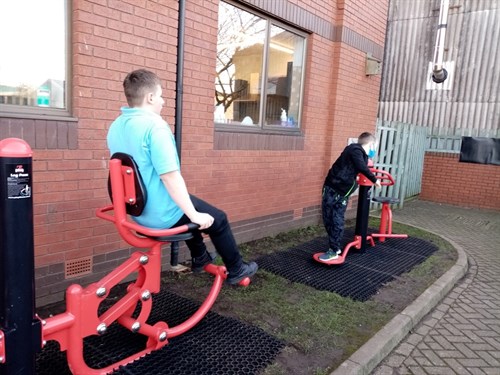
[379,0,500,138]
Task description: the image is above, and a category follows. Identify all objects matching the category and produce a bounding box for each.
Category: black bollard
[354,184,372,251]
[0,138,41,374]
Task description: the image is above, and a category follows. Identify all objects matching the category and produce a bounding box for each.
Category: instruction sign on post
[0,138,40,374]
[6,164,31,199]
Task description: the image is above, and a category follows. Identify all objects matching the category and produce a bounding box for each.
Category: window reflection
[215,2,306,129]
[215,3,266,126]
[0,0,66,110]
[265,26,304,128]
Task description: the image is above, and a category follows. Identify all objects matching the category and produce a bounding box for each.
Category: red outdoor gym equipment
[0,144,246,375]
[314,162,408,265]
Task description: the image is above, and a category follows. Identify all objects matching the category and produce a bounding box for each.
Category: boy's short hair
[123,69,162,107]
[358,132,376,145]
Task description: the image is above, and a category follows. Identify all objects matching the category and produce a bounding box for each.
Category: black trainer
[226,261,258,285]
[191,252,217,273]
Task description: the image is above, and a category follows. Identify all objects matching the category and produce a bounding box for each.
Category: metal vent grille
[293,208,303,219]
[65,256,93,279]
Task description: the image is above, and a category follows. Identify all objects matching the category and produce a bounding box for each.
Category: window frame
[215,1,307,134]
[0,0,72,119]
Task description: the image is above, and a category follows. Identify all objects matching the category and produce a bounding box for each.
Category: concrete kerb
[330,223,469,375]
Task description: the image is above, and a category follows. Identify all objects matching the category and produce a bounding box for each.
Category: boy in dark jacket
[320,132,381,261]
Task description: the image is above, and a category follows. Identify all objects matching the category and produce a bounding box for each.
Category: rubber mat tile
[257,251,392,301]
[364,236,435,257]
[36,290,284,375]
[257,234,437,302]
[350,238,437,273]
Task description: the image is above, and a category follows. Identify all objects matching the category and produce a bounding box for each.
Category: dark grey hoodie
[323,143,377,196]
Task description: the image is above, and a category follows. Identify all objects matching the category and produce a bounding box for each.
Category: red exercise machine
[313,161,408,265]
[0,141,247,375]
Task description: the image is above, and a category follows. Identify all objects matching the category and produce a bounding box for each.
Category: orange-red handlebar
[358,168,395,187]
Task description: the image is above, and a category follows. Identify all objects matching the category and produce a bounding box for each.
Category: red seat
[372,196,400,205]
[372,196,400,242]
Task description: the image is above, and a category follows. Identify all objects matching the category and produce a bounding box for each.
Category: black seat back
[108,153,147,217]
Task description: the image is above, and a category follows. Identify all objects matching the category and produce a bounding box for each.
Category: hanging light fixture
[431,0,450,83]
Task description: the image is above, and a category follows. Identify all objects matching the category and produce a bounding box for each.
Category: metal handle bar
[369,168,395,186]
[95,205,200,236]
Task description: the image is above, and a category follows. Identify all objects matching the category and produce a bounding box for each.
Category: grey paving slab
[333,200,500,375]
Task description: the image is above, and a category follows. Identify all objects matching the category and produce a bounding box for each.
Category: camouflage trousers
[321,185,349,251]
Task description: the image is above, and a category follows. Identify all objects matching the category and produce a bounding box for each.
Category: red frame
[314,167,408,265]
[0,330,5,363]
[38,158,229,374]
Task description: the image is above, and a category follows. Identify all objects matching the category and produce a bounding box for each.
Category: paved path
[373,200,500,375]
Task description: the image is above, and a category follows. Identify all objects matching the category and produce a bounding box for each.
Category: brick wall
[0,0,388,305]
[337,0,388,45]
[420,152,500,210]
[30,0,183,304]
[326,43,383,157]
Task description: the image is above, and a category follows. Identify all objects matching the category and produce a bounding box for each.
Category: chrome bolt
[42,320,47,326]
[158,331,167,342]
[126,169,132,175]
[96,287,107,298]
[141,290,151,301]
[128,198,134,203]
[42,340,47,346]
[131,322,141,333]
[0,356,4,362]
[139,255,149,265]
[97,323,107,335]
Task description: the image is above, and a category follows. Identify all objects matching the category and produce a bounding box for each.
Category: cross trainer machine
[313,161,408,265]
[0,139,248,375]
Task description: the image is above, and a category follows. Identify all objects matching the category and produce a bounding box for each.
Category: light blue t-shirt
[107,107,184,229]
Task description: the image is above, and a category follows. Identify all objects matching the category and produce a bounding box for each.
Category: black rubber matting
[256,229,438,301]
[36,289,284,374]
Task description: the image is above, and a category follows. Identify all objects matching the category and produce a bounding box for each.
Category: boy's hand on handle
[190,212,214,230]
[375,179,382,189]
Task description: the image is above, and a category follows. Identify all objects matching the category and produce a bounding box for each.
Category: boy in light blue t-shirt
[107,69,257,285]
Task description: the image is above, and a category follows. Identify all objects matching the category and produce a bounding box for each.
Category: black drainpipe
[175,0,186,163]
[170,0,187,268]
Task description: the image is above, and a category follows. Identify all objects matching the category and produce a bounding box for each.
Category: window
[0,0,69,115]
[215,2,306,130]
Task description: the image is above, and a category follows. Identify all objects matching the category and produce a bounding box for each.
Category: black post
[175,0,186,162]
[0,138,41,374]
[354,185,372,251]
[170,242,179,267]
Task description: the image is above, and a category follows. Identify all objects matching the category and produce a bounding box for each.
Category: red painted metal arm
[358,168,395,186]
[120,220,197,237]
[371,233,408,238]
[166,264,225,338]
[95,206,196,237]
[96,205,199,248]
[95,205,115,223]
[370,168,395,186]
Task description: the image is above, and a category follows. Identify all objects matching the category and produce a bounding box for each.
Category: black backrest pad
[108,153,148,216]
